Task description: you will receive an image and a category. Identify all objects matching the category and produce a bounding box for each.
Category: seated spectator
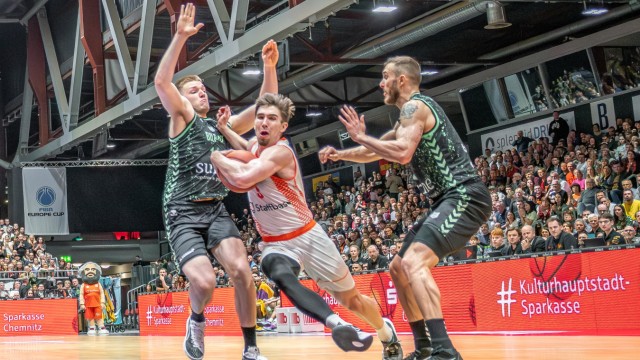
[0,282,8,299]
[521,225,546,253]
[155,268,171,293]
[544,217,578,251]
[366,245,389,270]
[613,204,632,230]
[598,212,624,246]
[502,228,527,256]
[622,225,640,244]
[345,245,362,268]
[350,262,363,274]
[622,189,640,218]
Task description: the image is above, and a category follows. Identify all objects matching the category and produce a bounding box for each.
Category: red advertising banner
[0,298,78,336]
[138,287,241,336]
[282,249,640,335]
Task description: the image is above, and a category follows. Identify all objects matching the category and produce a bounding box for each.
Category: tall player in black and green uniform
[154,4,278,360]
[319,56,491,360]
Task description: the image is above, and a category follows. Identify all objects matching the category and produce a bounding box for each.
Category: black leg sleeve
[261,254,334,324]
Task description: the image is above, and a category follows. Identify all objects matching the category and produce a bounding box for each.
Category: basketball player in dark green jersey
[154,4,278,360]
[319,56,491,360]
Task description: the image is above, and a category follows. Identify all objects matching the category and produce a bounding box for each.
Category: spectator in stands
[366,245,388,270]
[598,212,624,246]
[502,228,527,256]
[486,227,506,256]
[622,189,640,218]
[512,130,534,153]
[520,225,546,253]
[549,111,570,147]
[345,245,363,268]
[622,225,640,244]
[35,283,46,299]
[609,160,628,203]
[0,282,8,299]
[613,205,632,230]
[216,269,229,286]
[155,268,171,293]
[350,262,363,274]
[545,217,578,251]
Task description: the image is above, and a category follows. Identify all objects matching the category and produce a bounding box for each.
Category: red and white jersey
[248,139,314,241]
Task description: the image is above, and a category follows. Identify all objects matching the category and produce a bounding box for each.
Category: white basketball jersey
[248,139,314,241]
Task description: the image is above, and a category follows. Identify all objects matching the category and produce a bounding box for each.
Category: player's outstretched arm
[318,128,396,164]
[211,145,290,189]
[339,102,426,164]
[154,3,203,124]
[216,105,250,150]
[229,40,279,135]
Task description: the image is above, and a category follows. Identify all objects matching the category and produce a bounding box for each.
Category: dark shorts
[164,201,241,270]
[399,180,491,259]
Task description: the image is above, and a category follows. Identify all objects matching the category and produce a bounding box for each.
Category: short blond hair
[384,56,422,85]
[175,75,203,92]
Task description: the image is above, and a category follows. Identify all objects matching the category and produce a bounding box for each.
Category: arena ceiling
[0,0,639,163]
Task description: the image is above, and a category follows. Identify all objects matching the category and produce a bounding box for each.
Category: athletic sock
[376,321,393,343]
[409,320,432,350]
[426,319,453,348]
[242,326,257,351]
[190,311,205,323]
[325,314,349,329]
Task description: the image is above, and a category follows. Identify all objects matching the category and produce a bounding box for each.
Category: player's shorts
[261,223,355,293]
[84,306,102,320]
[399,180,491,259]
[164,200,241,270]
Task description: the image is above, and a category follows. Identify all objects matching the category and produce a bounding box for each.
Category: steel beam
[102,0,135,96]
[68,18,86,131]
[133,0,157,93]
[164,0,188,70]
[207,0,231,44]
[228,0,250,41]
[19,0,48,25]
[80,0,107,116]
[18,0,357,162]
[16,64,33,160]
[37,8,69,131]
[27,17,50,147]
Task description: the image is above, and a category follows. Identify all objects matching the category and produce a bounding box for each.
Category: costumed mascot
[79,262,109,335]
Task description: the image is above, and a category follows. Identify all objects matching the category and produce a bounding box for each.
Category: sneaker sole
[382,318,403,360]
[331,325,373,352]
[183,319,204,360]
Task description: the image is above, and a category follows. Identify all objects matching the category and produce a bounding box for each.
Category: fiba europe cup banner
[22,167,69,235]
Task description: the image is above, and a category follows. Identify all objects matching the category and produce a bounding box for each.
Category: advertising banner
[0,298,78,336]
[479,112,575,153]
[22,167,69,235]
[282,249,640,335]
[138,287,240,336]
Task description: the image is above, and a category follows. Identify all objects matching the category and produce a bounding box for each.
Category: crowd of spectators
[475,113,640,257]
[0,219,79,300]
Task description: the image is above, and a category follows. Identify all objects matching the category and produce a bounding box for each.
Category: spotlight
[581,1,608,16]
[421,70,439,76]
[373,0,397,13]
[242,69,261,76]
[484,2,511,30]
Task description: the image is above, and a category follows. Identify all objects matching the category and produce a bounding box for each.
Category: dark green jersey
[409,93,478,200]
[163,114,229,207]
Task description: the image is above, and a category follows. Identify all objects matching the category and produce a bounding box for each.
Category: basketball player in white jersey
[210,93,403,359]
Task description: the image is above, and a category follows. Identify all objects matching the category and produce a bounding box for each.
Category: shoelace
[190,322,205,351]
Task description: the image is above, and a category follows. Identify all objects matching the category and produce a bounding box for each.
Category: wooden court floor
[1,333,639,359]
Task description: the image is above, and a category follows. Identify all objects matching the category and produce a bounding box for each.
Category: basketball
[217,150,256,193]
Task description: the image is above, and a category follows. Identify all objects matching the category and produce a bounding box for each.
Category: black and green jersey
[409,93,478,200]
[163,114,229,207]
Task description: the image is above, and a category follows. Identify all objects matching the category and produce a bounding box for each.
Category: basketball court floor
[2,333,638,359]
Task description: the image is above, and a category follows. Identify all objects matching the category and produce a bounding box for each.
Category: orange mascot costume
[79,262,109,335]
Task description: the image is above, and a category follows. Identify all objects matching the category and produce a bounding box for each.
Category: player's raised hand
[216,105,231,130]
[339,105,366,142]
[319,146,339,164]
[176,3,204,37]
[262,40,279,68]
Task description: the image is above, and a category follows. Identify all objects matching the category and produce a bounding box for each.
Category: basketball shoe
[382,318,403,360]
[242,345,267,359]
[87,327,97,336]
[183,317,205,360]
[331,324,374,352]
[402,348,433,360]
[426,345,462,360]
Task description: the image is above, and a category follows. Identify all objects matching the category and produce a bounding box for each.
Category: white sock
[325,314,348,329]
[376,321,393,342]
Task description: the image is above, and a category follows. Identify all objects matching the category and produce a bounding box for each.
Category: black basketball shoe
[183,317,205,360]
[403,347,433,360]
[382,318,403,360]
[426,345,462,360]
[331,324,374,352]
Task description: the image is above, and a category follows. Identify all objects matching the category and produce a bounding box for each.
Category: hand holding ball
[217,150,256,193]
